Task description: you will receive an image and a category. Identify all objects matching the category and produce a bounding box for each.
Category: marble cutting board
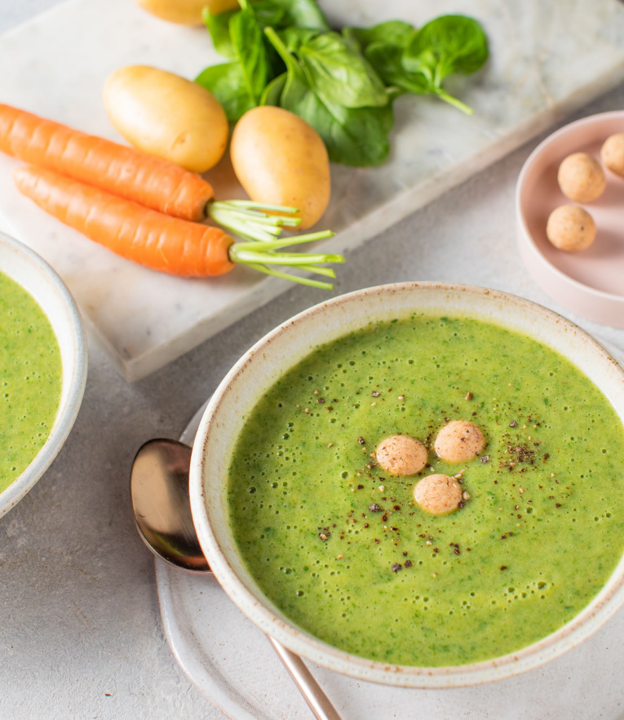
[1,0,624,380]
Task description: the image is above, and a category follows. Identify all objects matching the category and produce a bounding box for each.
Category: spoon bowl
[130,437,342,720]
[131,439,208,573]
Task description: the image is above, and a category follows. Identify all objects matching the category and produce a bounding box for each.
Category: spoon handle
[267,636,343,720]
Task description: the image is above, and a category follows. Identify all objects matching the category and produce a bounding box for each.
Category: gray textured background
[1,2,623,718]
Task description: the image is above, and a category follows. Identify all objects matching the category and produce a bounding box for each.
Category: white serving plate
[0,232,87,518]
[2,0,624,380]
[157,342,624,719]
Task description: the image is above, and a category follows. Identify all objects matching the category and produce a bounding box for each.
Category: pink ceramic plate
[516,112,624,327]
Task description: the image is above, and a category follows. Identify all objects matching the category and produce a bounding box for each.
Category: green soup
[227,315,624,667]
[0,271,62,491]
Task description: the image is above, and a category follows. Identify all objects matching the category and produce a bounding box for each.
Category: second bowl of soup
[0,232,87,518]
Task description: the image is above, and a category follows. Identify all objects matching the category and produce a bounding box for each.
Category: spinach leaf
[230,2,271,104]
[364,42,430,96]
[279,26,321,53]
[203,8,237,60]
[402,15,488,113]
[195,63,256,122]
[405,15,488,79]
[343,20,414,53]
[251,1,287,28]
[298,32,388,109]
[260,72,287,105]
[342,21,425,100]
[266,0,330,31]
[265,27,391,166]
[199,0,286,118]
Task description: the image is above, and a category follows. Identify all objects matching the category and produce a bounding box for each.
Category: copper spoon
[130,438,342,720]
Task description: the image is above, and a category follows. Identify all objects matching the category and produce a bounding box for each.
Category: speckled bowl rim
[190,282,624,688]
[516,111,624,319]
[0,232,87,519]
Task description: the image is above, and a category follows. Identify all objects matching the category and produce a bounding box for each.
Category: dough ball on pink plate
[557,152,606,203]
[546,205,597,252]
[601,133,624,177]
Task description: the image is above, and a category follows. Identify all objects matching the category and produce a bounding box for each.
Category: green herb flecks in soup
[227,316,624,667]
[0,271,62,491]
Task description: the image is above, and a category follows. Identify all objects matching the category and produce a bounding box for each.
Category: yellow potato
[103,65,228,173]
[134,0,240,25]
[231,107,331,230]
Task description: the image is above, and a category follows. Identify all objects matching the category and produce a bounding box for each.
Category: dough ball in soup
[557,152,606,203]
[601,133,624,178]
[546,205,596,252]
[435,420,485,462]
[376,435,427,476]
[414,474,463,516]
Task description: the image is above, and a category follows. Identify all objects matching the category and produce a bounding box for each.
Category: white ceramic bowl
[190,282,624,688]
[0,232,87,518]
[516,111,624,328]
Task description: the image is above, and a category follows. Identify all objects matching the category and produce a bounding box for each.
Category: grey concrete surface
[1,2,623,718]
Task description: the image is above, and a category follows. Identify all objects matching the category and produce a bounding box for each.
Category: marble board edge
[2,2,624,381]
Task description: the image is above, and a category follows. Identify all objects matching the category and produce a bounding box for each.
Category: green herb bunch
[196,1,488,167]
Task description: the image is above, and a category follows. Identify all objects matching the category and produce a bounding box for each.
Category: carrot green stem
[229,211,293,227]
[221,199,299,213]
[209,199,342,289]
[210,203,301,227]
[209,208,277,242]
[235,230,334,251]
[297,264,336,279]
[232,249,344,266]
[246,263,334,291]
[245,223,283,237]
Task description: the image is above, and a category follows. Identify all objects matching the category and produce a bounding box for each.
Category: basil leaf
[343,20,415,52]
[298,32,388,109]
[203,8,237,59]
[195,63,255,122]
[265,27,391,166]
[404,15,488,82]
[230,6,271,105]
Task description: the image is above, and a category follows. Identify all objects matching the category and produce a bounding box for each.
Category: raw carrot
[13,165,343,288]
[13,165,233,276]
[0,103,214,222]
[0,105,342,288]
